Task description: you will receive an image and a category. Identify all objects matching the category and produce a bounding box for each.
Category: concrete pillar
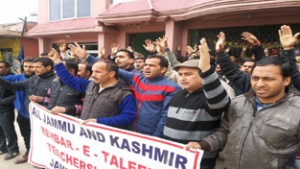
[38,38,51,56]
[165,19,183,52]
[38,38,44,56]
[98,31,118,56]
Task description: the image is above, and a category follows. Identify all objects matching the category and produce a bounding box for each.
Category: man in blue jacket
[3,58,35,164]
[66,43,180,137]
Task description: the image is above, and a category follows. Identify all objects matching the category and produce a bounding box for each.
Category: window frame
[48,0,92,21]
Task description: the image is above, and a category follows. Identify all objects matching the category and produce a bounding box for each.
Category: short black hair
[33,57,54,70]
[65,60,79,75]
[116,49,135,59]
[40,52,49,56]
[252,56,292,78]
[79,62,92,73]
[242,58,255,64]
[23,57,35,63]
[0,61,11,68]
[146,55,169,69]
[97,59,119,78]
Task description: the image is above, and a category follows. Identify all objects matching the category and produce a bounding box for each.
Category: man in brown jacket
[186,25,300,169]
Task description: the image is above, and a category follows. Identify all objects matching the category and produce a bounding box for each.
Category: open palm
[279,25,300,49]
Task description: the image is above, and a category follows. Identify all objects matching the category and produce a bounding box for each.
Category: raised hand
[198,38,211,72]
[143,39,156,53]
[68,42,87,59]
[216,32,225,53]
[111,43,119,55]
[98,47,107,59]
[155,36,168,54]
[177,45,182,52]
[48,48,62,64]
[185,45,196,55]
[57,39,67,53]
[225,46,231,53]
[278,25,300,50]
[126,46,134,52]
[241,32,261,46]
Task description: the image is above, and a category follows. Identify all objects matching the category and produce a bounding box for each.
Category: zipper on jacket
[86,87,102,117]
[51,86,63,108]
[236,95,289,168]
[237,108,256,169]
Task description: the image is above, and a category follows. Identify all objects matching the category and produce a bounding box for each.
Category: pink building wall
[32,0,300,57]
[35,0,111,55]
[38,0,110,23]
[21,38,39,58]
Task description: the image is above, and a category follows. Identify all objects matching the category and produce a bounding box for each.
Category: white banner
[28,102,203,169]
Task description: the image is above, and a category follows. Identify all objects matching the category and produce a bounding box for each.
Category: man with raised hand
[186,29,300,169]
[118,53,181,137]
[164,38,230,169]
[214,27,300,95]
[0,58,56,162]
[47,49,136,129]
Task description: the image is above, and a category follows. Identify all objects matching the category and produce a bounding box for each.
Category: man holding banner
[47,49,137,129]
[186,25,300,169]
[164,38,230,169]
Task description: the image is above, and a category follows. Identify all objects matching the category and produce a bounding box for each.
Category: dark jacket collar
[183,87,203,95]
[39,71,55,79]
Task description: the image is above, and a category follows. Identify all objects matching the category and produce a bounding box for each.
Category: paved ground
[0,116,35,169]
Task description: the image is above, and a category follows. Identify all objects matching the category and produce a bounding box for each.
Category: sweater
[118,69,181,137]
[163,67,230,165]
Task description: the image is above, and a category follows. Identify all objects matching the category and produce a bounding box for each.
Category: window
[50,0,61,21]
[63,0,75,18]
[77,0,91,17]
[49,0,91,21]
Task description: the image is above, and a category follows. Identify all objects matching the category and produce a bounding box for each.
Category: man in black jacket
[163,39,230,169]
[0,58,56,163]
[0,61,18,160]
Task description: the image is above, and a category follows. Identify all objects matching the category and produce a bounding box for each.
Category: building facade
[27,0,300,56]
[0,22,38,71]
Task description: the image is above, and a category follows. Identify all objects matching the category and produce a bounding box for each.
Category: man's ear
[69,69,75,76]
[109,71,116,78]
[130,58,134,65]
[46,65,52,71]
[160,67,167,74]
[87,70,92,76]
[283,76,292,87]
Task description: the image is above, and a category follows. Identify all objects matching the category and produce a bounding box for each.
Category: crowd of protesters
[0,24,300,169]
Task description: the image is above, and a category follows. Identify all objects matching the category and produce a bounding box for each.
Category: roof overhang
[26,18,104,37]
[97,0,300,25]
